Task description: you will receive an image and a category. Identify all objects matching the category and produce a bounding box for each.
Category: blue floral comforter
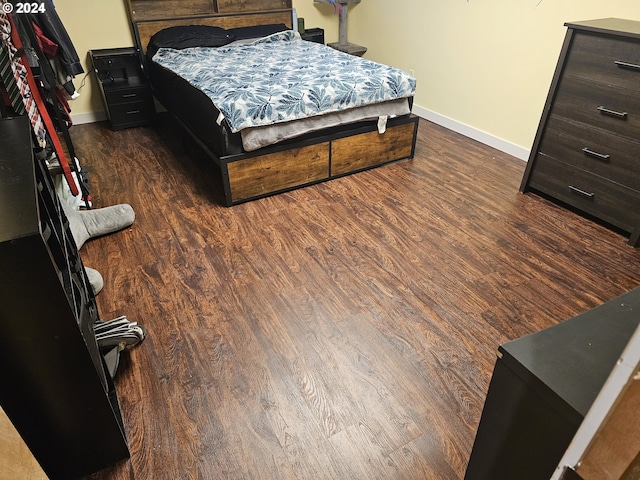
[152,31,416,133]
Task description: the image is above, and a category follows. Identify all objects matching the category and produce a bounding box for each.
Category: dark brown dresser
[520,18,640,247]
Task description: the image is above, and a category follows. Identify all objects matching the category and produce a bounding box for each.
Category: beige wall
[53,0,133,120]
[298,0,640,154]
[54,0,640,155]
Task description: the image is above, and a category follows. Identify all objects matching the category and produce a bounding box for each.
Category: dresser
[520,18,640,247]
[0,117,129,479]
[90,47,155,130]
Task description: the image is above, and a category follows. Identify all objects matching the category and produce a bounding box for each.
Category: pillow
[147,25,236,58]
[227,24,289,41]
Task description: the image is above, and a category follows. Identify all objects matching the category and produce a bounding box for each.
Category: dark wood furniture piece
[301,27,324,44]
[464,286,640,480]
[520,18,640,247]
[0,116,129,479]
[90,47,155,131]
[123,0,418,206]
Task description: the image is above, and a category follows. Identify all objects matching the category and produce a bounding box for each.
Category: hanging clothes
[28,0,83,77]
[0,12,78,195]
[0,14,47,147]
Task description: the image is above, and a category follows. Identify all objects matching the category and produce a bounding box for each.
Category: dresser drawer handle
[126,110,141,115]
[614,60,640,71]
[121,93,137,98]
[569,185,595,199]
[582,148,610,161]
[597,106,628,118]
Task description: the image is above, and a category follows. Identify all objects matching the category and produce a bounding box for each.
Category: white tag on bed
[377,115,388,134]
[216,112,225,126]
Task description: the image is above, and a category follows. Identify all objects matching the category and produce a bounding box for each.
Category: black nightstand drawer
[109,101,155,130]
[104,86,152,106]
[528,153,640,233]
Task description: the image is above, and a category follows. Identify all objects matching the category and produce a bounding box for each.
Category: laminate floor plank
[58,115,640,480]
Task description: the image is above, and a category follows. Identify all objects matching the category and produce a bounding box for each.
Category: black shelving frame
[0,116,129,480]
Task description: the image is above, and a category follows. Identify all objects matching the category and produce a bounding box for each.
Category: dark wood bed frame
[124,0,419,206]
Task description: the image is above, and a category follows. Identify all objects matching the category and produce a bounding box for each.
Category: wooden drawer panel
[551,75,640,140]
[528,153,640,233]
[331,122,415,176]
[539,114,640,191]
[227,143,329,201]
[563,31,640,91]
[217,0,291,13]
[105,86,151,106]
[128,0,215,22]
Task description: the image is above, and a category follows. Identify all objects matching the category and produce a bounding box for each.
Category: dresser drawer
[539,114,640,191]
[563,31,640,91]
[109,100,155,130]
[104,85,152,106]
[528,153,640,233]
[551,75,640,140]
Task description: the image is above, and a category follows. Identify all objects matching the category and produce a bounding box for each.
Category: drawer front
[227,142,329,202]
[105,86,151,106]
[331,122,416,176]
[109,101,155,129]
[551,75,640,140]
[528,154,640,233]
[563,31,640,91]
[539,114,640,191]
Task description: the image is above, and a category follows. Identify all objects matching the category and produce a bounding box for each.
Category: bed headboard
[124,0,294,54]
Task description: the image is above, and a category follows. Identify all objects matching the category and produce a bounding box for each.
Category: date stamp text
[2,2,47,14]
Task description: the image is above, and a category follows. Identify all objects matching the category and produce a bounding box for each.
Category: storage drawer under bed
[223,117,419,205]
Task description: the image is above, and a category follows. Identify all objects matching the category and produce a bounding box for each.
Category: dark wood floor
[75,116,640,480]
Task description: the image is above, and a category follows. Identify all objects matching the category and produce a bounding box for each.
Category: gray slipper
[60,200,135,250]
[85,266,104,295]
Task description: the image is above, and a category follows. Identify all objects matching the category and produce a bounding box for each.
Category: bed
[124,0,419,206]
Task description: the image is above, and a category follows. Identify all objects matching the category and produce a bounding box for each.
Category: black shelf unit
[464,287,640,480]
[90,47,155,131]
[0,116,129,479]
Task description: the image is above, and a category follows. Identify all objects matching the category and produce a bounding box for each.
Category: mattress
[149,58,243,157]
[147,26,416,155]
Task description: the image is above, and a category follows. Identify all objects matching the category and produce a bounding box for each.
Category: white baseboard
[71,104,530,162]
[412,104,530,162]
[71,111,107,125]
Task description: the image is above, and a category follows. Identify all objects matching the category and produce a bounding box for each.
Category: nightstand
[90,47,155,131]
[301,28,325,44]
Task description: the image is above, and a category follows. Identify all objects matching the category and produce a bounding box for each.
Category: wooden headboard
[124,0,294,53]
